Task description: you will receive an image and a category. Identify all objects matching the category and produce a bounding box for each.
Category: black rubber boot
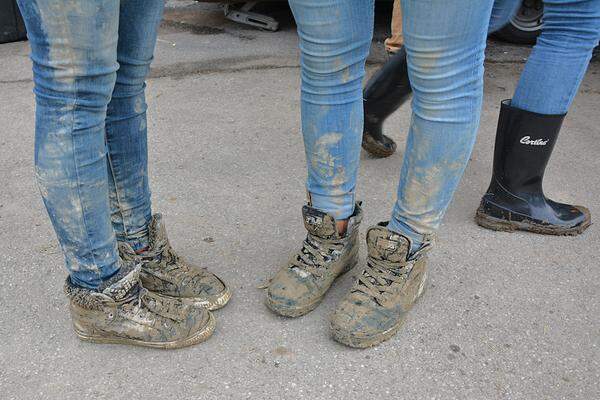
[362,47,412,158]
[476,100,591,236]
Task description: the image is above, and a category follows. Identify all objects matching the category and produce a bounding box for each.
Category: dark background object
[0,0,26,44]
[494,0,543,45]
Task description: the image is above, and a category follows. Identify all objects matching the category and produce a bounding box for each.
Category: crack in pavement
[3,56,596,86]
[149,60,299,80]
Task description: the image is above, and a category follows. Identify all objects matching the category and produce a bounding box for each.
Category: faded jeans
[17,0,163,289]
[288,0,523,250]
[511,0,600,114]
[290,0,599,251]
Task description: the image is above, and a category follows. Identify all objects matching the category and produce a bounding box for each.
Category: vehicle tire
[494,0,543,45]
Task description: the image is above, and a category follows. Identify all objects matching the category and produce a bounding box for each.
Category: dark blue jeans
[17,0,164,289]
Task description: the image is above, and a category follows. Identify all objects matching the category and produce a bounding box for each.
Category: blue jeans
[512,0,600,114]
[17,0,163,289]
[289,0,598,251]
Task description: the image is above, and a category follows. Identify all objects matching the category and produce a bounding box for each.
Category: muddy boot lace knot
[353,256,409,304]
[147,242,214,291]
[290,234,345,278]
[123,288,190,322]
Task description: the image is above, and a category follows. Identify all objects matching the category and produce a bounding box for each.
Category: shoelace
[353,256,409,304]
[121,288,185,322]
[120,287,154,321]
[145,243,211,289]
[289,235,344,278]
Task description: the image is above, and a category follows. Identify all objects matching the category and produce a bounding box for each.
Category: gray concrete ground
[1,2,599,399]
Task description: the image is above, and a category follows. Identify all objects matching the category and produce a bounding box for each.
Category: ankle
[336,219,349,237]
[386,219,426,256]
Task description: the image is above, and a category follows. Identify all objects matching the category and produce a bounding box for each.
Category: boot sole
[73,312,216,349]
[266,260,358,318]
[331,273,427,349]
[362,136,396,158]
[179,285,232,311]
[475,206,591,236]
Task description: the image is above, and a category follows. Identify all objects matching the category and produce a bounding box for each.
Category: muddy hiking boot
[120,214,231,310]
[330,223,429,348]
[362,46,412,158]
[476,100,591,236]
[65,262,215,349]
[266,203,363,317]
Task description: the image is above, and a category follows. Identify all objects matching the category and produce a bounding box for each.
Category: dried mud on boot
[330,224,429,348]
[362,133,397,158]
[265,204,363,317]
[122,214,232,311]
[65,264,216,349]
[475,203,591,236]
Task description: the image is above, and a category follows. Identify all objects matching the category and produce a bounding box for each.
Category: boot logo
[520,136,549,146]
[305,215,322,226]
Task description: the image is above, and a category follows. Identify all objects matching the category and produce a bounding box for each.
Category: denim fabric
[17,0,163,289]
[512,0,600,114]
[289,0,375,221]
[490,0,523,32]
[289,0,522,251]
[389,0,507,250]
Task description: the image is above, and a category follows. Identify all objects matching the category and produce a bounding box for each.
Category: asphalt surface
[1,2,599,399]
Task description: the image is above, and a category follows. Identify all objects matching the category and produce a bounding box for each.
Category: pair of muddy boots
[476,100,591,235]
[266,203,428,348]
[65,214,231,349]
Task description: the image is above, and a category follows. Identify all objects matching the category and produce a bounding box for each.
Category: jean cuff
[308,191,355,221]
[387,218,432,256]
[117,227,150,252]
[69,260,121,290]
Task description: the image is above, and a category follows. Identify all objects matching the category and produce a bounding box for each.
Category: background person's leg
[361,0,519,160]
[390,0,495,252]
[106,0,164,252]
[288,0,375,222]
[476,0,599,236]
[511,0,600,114]
[385,0,404,53]
[17,0,121,289]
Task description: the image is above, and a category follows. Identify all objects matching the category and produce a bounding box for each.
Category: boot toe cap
[266,268,320,316]
[330,296,400,344]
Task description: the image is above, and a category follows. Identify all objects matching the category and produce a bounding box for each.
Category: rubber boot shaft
[477,100,590,235]
[362,47,412,157]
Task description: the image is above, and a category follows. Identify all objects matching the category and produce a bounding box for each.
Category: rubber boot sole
[266,260,358,318]
[475,205,591,236]
[331,272,427,349]
[73,312,216,349]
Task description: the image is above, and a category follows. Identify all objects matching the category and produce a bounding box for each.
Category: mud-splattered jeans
[288,0,521,250]
[17,0,163,289]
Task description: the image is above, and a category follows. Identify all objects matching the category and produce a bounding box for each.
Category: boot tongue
[302,205,339,239]
[366,225,410,264]
[98,263,141,302]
